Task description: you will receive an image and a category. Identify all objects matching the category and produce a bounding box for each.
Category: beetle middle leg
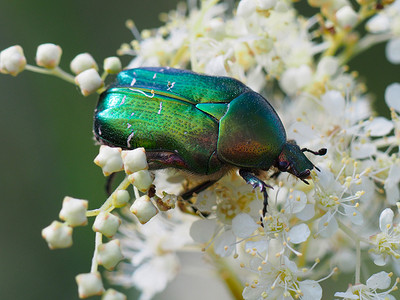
[239,169,272,217]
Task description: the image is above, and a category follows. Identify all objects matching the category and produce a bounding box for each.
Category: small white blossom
[75,68,104,96]
[59,196,88,227]
[97,239,124,270]
[121,148,148,174]
[70,52,98,74]
[103,56,122,74]
[370,208,400,266]
[102,289,126,300]
[0,45,26,76]
[41,221,73,249]
[335,271,398,300]
[76,272,104,298]
[243,255,322,300]
[93,212,121,238]
[130,195,158,224]
[35,43,62,68]
[94,145,123,176]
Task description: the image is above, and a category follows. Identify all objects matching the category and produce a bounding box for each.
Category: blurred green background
[0,1,398,299]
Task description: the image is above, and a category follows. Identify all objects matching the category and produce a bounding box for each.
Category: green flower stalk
[2,0,400,299]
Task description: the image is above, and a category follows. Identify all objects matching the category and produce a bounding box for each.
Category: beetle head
[275,140,327,184]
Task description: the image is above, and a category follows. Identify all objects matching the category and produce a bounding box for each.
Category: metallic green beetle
[94,67,326,215]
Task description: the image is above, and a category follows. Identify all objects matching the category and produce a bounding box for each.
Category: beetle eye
[278,161,289,171]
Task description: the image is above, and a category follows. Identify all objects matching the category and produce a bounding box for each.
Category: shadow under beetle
[94,67,326,216]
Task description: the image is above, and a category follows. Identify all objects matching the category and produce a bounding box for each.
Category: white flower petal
[385,82,400,112]
[288,224,310,244]
[318,212,338,238]
[214,230,236,257]
[284,190,307,214]
[365,117,393,136]
[232,213,259,238]
[366,271,391,290]
[379,208,394,232]
[366,14,390,33]
[344,206,364,225]
[321,90,345,116]
[296,204,315,221]
[386,38,400,64]
[351,141,376,159]
[298,280,322,300]
[189,219,217,243]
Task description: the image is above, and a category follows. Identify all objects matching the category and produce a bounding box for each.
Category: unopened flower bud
[103,57,122,74]
[366,14,390,34]
[36,43,62,68]
[112,190,130,208]
[237,0,257,17]
[96,239,124,270]
[94,145,123,176]
[102,289,126,300]
[121,148,148,174]
[76,272,104,298]
[130,195,158,224]
[336,6,358,29]
[0,45,26,76]
[93,212,121,238]
[128,170,154,192]
[59,196,88,227]
[41,221,73,249]
[70,53,98,74]
[75,68,104,96]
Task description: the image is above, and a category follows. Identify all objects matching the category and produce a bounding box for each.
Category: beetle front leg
[239,169,272,216]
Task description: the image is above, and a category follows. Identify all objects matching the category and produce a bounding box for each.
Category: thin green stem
[90,232,103,273]
[25,64,76,84]
[86,175,131,217]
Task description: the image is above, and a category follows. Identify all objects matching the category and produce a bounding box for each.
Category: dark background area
[0,0,397,299]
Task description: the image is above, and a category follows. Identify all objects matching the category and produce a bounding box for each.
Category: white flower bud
[35,43,62,68]
[112,190,130,208]
[103,57,122,74]
[280,65,312,95]
[0,45,26,76]
[94,145,123,176]
[75,68,104,96]
[102,289,126,300]
[59,196,88,227]
[128,170,154,192]
[336,6,358,29]
[237,0,257,17]
[70,53,98,74]
[75,272,104,298]
[130,195,158,224]
[96,239,124,270]
[121,148,148,174]
[41,221,73,249]
[365,14,390,34]
[93,212,121,238]
[257,0,277,10]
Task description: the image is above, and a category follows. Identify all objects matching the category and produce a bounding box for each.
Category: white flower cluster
[2,0,400,299]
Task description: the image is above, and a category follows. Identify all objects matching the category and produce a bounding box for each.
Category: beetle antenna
[301,147,327,156]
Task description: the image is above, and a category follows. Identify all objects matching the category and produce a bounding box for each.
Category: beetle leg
[105,172,117,196]
[181,180,218,200]
[239,169,273,216]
